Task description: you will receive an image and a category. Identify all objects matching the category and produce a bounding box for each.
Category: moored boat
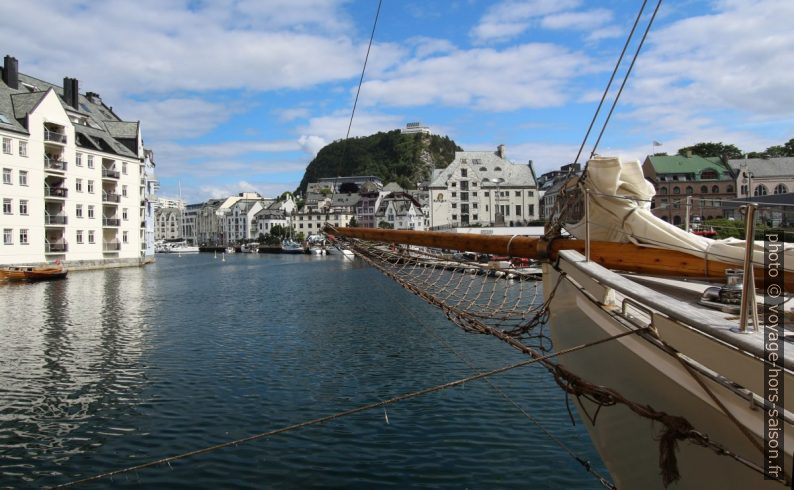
[0,264,68,281]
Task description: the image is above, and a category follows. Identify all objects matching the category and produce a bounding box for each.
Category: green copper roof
[647,154,732,179]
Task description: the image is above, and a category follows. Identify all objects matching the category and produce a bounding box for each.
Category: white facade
[140,149,157,256]
[1,70,147,266]
[375,192,427,230]
[156,196,184,210]
[428,146,539,228]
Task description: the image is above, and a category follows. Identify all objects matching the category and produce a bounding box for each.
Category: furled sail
[565,156,794,271]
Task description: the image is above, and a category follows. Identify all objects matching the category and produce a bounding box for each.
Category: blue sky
[2,0,792,203]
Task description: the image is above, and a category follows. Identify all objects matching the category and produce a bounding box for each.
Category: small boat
[1,264,68,281]
[281,239,305,254]
[309,246,326,255]
[225,246,236,254]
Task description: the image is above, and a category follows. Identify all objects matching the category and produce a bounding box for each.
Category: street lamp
[483,177,505,226]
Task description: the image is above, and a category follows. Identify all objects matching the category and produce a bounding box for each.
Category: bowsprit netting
[329,231,791,488]
[337,237,556,351]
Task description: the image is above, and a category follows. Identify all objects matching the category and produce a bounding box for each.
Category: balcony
[45,214,68,226]
[44,129,67,144]
[103,240,121,252]
[102,168,120,179]
[44,187,68,199]
[103,217,121,227]
[44,157,67,172]
[102,192,121,203]
[45,241,68,253]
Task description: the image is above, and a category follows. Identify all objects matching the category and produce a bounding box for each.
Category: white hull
[544,251,793,489]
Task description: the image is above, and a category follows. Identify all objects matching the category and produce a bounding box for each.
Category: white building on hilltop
[0,55,154,266]
[428,145,539,228]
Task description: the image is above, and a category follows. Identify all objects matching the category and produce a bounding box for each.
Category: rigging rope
[346,0,382,139]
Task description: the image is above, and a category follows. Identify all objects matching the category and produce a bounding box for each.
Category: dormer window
[494,166,502,171]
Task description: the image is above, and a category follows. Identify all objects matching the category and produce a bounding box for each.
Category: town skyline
[3,0,792,203]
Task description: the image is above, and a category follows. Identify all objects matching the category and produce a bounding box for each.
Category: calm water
[0,253,607,488]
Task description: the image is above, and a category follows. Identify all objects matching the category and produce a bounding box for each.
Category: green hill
[297,130,461,193]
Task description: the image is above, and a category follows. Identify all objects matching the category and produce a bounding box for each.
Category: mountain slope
[297,130,461,193]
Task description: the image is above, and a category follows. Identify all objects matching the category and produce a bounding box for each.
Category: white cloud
[0,0,362,99]
[359,43,591,111]
[275,107,312,122]
[616,0,794,147]
[471,0,581,43]
[541,9,613,30]
[298,111,405,151]
[298,135,329,156]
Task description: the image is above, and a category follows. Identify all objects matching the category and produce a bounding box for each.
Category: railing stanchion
[738,203,758,333]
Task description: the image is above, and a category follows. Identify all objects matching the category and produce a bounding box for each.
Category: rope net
[329,229,790,488]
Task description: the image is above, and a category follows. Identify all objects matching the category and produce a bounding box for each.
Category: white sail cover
[566,156,794,271]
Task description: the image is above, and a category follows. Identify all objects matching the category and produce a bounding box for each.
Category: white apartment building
[156,196,185,210]
[253,196,296,236]
[0,55,151,266]
[428,145,539,228]
[374,192,427,230]
[293,193,357,234]
[141,148,158,256]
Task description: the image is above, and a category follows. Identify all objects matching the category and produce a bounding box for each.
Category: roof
[430,149,536,188]
[375,193,423,217]
[726,157,794,178]
[330,193,361,207]
[383,182,403,192]
[0,68,142,157]
[645,154,732,178]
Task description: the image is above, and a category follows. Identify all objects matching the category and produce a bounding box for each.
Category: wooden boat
[0,264,68,281]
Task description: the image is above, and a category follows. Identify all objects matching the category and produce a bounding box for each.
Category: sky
[2,0,792,203]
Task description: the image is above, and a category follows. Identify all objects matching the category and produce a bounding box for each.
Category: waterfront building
[428,145,539,228]
[538,163,581,220]
[155,207,182,241]
[294,192,357,234]
[642,153,734,224]
[355,191,388,228]
[194,198,224,245]
[155,196,185,210]
[253,195,296,237]
[374,192,427,230]
[140,149,158,257]
[726,157,794,198]
[215,192,269,244]
[0,55,153,266]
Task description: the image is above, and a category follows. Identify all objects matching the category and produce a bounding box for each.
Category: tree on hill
[297,130,461,194]
[746,138,794,158]
[677,142,742,159]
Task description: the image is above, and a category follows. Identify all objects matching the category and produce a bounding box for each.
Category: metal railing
[102,192,121,203]
[44,157,67,171]
[45,241,68,253]
[102,168,120,179]
[103,240,121,251]
[44,213,68,225]
[44,129,67,144]
[103,218,121,227]
[44,187,68,198]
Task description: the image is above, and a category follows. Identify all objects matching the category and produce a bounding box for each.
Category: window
[19,229,28,245]
[473,215,478,221]
[686,186,693,195]
[484,191,490,197]
[19,200,27,215]
[122,162,127,175]
[122,185,127,197]
[473,203,478,209]
[3,228,11,245]
[88,180,94,193]
[528,204,535,216]
[452,214,457,221]
[88,205,94,219]
[452,203,457,209]
[3,198,11,214]
[2,138,11,154]
[122,208,128,220]
[711,185,719,194]
[76,230,83,244]
[515,205,521,215]
[88,230,95,243]
[527,190,534,197]
[76,153,82,166]
[700,185,708,194]
[754,185,768,196]
[659,187,668,195]
[2,168,10,184]
[87,155,94,168]
[19,171,27,186]
[451,182,456,187]
[123,231,128,243]
[18,141,27,157]
[673,186,681,195]
[461,168,467,177]
[774,184,788,195]
[472,191,478,197]
[451,191,456,197]
[76,179,83,192]
[76,204,84,218]
[515,191,520,197]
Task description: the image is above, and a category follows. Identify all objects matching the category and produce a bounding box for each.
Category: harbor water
[0,253,607,488]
